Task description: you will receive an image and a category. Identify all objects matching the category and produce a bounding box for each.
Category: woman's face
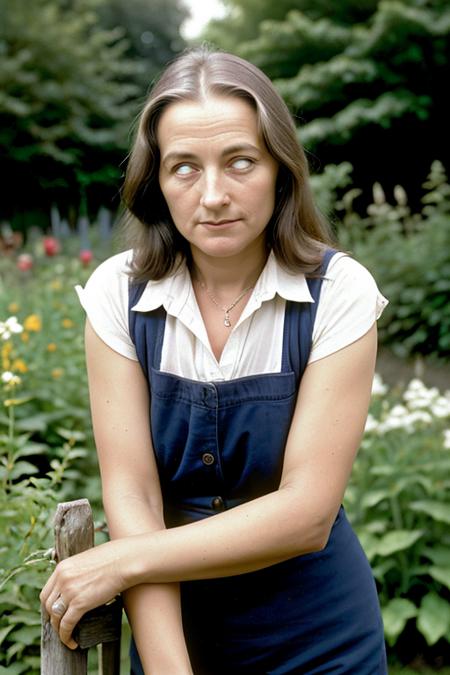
[157,95,279,264]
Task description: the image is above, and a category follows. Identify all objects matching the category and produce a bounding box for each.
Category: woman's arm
[41,323,377,646]
[57,321,192,671]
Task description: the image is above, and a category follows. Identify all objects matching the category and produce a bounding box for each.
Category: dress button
[211,496,225,512]
[202,452,215,466]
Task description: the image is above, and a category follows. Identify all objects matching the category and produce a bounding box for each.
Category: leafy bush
[0,235,107,503]
[345,375,450,657]
[0,313,92,672]
[336,160,450,360]
[0,235,108,672]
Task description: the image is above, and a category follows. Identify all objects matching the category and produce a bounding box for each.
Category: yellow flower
[8,302,20,313]
[62,318,74,329]
[51,368,64,379]
[21,331,30,343]
[12,358,28,373]
[2,342,12,370]
[47,343,57,352]
[24,314,42,332]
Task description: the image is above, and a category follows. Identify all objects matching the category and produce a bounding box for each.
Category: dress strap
[281,248,337,379]
[128,281,166,376]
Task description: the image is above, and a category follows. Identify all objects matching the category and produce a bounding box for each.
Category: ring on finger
[51,596,67,617]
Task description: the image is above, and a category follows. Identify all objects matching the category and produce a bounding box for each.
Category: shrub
[0,314,91,673]
[336,161,450,360]
[345,375,450,657]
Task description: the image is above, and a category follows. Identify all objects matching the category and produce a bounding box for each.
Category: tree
[204,1,450,204]
[0,0,187,226]
[97,0,188,91]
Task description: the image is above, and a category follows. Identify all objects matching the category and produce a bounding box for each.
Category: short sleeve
[309,253,388,363]
[75,250,138,360]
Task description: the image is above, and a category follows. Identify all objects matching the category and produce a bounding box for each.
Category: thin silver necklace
[200,282,254,328]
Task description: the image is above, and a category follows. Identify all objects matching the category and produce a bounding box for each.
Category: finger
[44,588,63,618]
[40,572,57,605]
[59,608,81,649]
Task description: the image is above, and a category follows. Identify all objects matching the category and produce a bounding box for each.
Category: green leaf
[429,567,450,590]
[8,462,39,479]
[410,501,450,525]
[0,665,31,675]
[355,531,379,562]
[55,427,86,442]
[376,530,422,556]
[8,624,40,645]
[382,598,417,646]
[372,558,397,582]
[417,592,450,645]
[0,624,15,646]
[361,489,390,509]
[423,546,450,567]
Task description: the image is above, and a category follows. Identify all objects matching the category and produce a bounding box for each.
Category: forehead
[156,95,263,154]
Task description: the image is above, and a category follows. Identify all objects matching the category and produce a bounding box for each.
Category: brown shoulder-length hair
[121,46,336,281]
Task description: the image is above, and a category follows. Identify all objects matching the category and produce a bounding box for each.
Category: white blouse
[76,250,388,382]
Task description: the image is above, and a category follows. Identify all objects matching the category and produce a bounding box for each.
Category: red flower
[43,236,61,256]
[79,249,93,266]
[16,253,34,271]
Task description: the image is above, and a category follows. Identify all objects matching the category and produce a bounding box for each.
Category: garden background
[0,0,449,672]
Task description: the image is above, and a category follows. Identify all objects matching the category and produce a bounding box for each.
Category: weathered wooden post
[41,499,122,675]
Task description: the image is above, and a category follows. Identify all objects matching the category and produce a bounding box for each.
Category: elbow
[289,507,337,556]
[103,488,165,528]
[311,525,333,553]
[302,522,332,555]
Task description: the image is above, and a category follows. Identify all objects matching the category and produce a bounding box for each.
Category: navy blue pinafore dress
[128,250,387,674]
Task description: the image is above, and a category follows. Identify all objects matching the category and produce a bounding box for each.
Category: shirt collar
[252,250,314,304]
[130,250,314,316]
[131,262,193,315]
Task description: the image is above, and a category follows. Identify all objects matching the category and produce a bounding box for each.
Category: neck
[190,242,268,294]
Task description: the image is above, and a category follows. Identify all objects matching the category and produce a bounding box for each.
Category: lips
[199,219,240,226]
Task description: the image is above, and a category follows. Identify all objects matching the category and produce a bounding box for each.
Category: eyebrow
[161,143,261,167]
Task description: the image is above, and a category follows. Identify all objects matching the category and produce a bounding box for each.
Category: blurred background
[0,1,449,673]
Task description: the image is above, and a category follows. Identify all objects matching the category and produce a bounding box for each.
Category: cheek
[251,176,277,217]
[162,186,197,227]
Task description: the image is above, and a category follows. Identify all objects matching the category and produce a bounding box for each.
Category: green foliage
[0,234,107,502]
[0,231,112,671]
[345,375,450,650]
[205,0,450,200]
[98,0,187,90]
[0,318,91,671]
[0,1,125,216]
[0,0,185,221]
[336,160,450,359]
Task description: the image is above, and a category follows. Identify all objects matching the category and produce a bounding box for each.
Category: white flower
[0,316,23,340]
[390,404,409,418]
[431,397,450,418]
[364,413,379,433]
[1,371,21,386]
[406,410,433,426]
[372,373,388,396]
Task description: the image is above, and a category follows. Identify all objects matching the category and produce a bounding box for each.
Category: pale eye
[175,164,194,176]
[231,158,253,170]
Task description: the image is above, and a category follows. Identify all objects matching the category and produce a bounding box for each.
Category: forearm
[105,494,192,674]
[124,584,192,674]
[125,481,335,588]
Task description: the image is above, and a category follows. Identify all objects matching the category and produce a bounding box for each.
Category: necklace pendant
[224,313,231,328]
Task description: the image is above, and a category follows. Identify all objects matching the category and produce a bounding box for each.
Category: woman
[41,47,388,673]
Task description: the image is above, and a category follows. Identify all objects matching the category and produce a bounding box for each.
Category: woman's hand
[40,538,131,649]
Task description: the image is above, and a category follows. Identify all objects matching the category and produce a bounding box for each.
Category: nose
[199,170,230,209]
